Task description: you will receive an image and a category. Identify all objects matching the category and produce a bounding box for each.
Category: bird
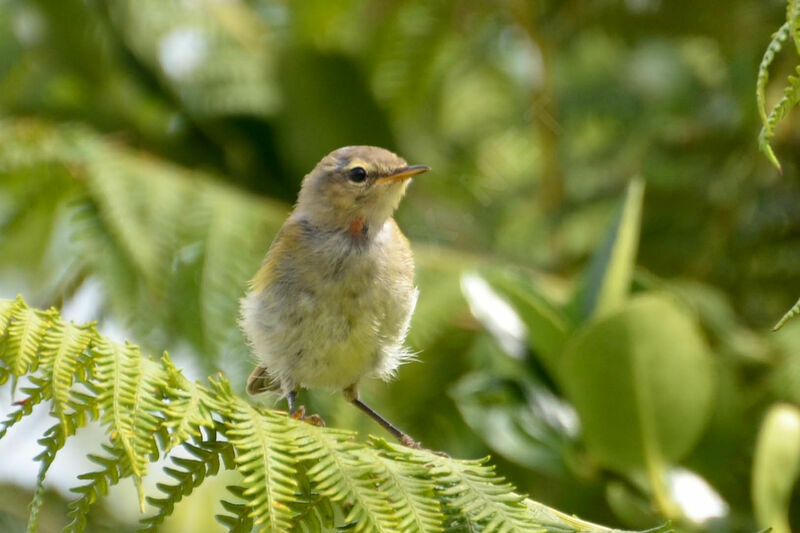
[239,146,429,447]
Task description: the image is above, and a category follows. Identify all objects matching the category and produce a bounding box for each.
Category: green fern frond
[7,302,51,378]
[139,429,235,531]
[81,151,162,286]
[216,485,256,533]
[92,338,151,507]
[759,65,800,171]
[162,357,218,449]
[38,319,93,426]
[0,119,289,362]
[29,407,99,533]
[28,423,66,533]
[197,189,277,354]
[297,424,401,532]
[0,297,19,335]
[757,0,800,170]
[65,443,133,533]
[789,0,800,54]
[107,0,280,119]
[221,389,299,530]
[0,378,48,440]
[773,295,800,331]
[387,444,537,532]
[362,439,445,532]
[757,22,791,126]
[0,297,665,532]
[289,479,337,533]
[438,459,535,532]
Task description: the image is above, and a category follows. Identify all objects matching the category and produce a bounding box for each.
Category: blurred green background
[0,0,799,532]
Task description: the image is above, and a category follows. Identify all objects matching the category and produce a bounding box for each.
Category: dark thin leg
[287,389,298,416]
[350,398,421,448]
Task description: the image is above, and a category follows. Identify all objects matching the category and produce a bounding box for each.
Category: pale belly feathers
[239,219,417,393]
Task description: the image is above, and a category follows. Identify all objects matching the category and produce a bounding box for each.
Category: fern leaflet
[757,1,800,170]
[220,386,299,530]
[774,295,800,331]
[139,429,235,531]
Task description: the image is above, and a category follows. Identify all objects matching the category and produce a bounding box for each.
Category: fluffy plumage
[239,146,423,399]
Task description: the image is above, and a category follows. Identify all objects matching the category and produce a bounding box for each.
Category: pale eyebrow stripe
[343,158,368,171]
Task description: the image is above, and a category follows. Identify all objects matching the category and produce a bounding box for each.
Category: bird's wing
[249,217,307,293]
[246,364,281,395]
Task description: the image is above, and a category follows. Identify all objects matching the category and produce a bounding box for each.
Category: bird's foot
[291,405,326,427]
[400,434,422,449]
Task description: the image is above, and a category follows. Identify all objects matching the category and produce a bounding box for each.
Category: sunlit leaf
[752,403,800,533]
[561,293,714,474]
[569,179,645,323]
[450,369,578,476]
[479,267,571,374]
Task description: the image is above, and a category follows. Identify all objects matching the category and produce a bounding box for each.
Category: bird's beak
[376,165,430,184]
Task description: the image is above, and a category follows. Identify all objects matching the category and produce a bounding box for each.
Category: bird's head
[296,146,429,236]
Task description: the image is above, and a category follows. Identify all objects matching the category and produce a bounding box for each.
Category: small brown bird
[239,146,429,447]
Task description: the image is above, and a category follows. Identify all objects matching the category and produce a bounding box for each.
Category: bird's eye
[348,167,367,183]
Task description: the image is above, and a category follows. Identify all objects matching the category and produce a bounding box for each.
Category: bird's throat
[348,216,367,240]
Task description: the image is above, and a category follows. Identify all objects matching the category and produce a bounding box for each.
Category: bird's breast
[241,218,415,390]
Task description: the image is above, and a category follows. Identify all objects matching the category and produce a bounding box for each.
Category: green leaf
[560,293,714,474]
[480,268,571,371]
[450,371,576,476]
[752,403,800,533]
[570,179,645,323]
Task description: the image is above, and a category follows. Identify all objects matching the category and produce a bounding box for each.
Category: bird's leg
[344,384,421,448]
[287,388,325,427]
[287,389,299,416]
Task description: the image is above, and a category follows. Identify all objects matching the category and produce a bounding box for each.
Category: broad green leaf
[561,293,714,474]
[481,268,571,374]
[605,481,660,529]
[752,403,800,533]
[450,369,577,476]
[461,273,529,359]
[570,179,645,323]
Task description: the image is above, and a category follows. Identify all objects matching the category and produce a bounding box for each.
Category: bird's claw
[291,405,326,427]
[400,434,422,449]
